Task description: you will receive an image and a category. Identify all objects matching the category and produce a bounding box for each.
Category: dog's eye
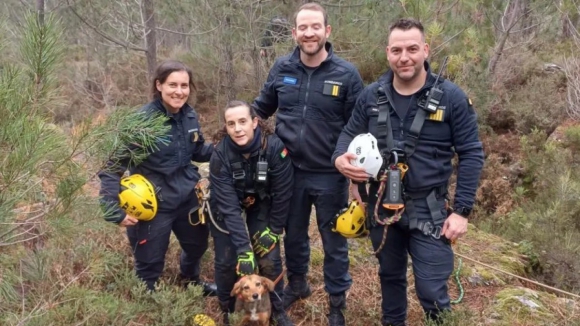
[256,282,261,287]
[243,285,249,290]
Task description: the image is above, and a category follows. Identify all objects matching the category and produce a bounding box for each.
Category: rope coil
[372,171,403,255]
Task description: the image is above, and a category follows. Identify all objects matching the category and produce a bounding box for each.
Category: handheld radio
[422,56,449,113]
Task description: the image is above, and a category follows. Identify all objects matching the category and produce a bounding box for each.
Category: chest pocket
[184,112,201,161]
[416,106,451,142]
[277,75,301,114]
[307,81,346,121]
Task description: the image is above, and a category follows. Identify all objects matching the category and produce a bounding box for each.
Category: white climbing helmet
[347,133,383,179]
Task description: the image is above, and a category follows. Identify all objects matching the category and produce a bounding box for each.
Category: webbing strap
[406,196,419,230]
[228,152,247,200]
[376,87,395,152]
[405,108,427,158]
[375,83,440,159]
[426,189,445,225]
[357,182,369,203]
[404,184,447,235]
[227,135,270,202]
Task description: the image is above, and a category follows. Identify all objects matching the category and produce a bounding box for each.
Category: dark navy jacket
[209,133,293,254]
[99,99,213,223]
[252,42,364,172]
[332,63,484,210]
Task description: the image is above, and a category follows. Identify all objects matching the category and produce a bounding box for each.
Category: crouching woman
[209,101,294,326]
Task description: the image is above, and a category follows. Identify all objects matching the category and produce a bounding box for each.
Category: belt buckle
[232,170,245,180]
[420,221,433,237]
[431,225,442,239]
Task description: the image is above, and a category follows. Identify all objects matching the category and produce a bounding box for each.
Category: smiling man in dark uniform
[333,18,484,326]
[252,3,364,325]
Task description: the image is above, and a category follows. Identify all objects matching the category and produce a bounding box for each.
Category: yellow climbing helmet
[332,200,369,238]
[118,174,157,221]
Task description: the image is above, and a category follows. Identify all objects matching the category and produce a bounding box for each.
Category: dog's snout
[252,293,259,299]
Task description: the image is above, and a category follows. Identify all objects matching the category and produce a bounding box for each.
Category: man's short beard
[298,41,325,56]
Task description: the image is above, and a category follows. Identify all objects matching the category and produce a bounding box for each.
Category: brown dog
[231,274,276,326]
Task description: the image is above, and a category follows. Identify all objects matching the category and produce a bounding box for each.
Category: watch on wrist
[453,207,471,218]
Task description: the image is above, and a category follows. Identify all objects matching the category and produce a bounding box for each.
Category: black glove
[252,227,280,257]
[236,251,257,276]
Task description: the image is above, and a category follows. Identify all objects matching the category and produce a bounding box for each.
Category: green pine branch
[19,11,64,113]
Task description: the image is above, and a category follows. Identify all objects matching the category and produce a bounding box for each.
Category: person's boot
[282,274,312,309]
[381,316,407,326]
[271,309,294,326]
[219,300,233,326]
[180,275,217,297]
[327,293,346,326]
[193,280,217,297]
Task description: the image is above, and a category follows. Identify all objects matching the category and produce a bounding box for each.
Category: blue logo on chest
[283,76,298,85]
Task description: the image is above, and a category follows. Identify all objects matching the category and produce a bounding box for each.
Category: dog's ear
[260,277,276,292]
[231,277,245,297]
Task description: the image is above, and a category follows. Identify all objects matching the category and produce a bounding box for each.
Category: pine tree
[0,11,169,247]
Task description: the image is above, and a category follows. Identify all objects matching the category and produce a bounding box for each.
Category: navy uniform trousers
[126,205,209,290]
[370,194,454,326]
[284,169,352,295]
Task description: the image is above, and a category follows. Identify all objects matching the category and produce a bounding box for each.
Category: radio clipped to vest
[229,134,270,208]
[419,56,448,113]
[256,159,268,183]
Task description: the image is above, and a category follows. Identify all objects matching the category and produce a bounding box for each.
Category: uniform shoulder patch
[280,148,288,159]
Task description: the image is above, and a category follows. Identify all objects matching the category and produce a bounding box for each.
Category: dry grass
[3,147,579,325]
[164,214,579,325]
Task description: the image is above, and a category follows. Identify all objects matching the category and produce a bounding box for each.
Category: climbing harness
[369,59,451,256]
[190,177,230,234]
[189,178,210,226]
[228,133,270,203]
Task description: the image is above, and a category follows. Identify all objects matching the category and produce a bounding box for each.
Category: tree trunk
[223,15,236,102]
[489,0,519,76]
[489,31,510,76]
[141,0,157,83]
[561,0,579,39]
